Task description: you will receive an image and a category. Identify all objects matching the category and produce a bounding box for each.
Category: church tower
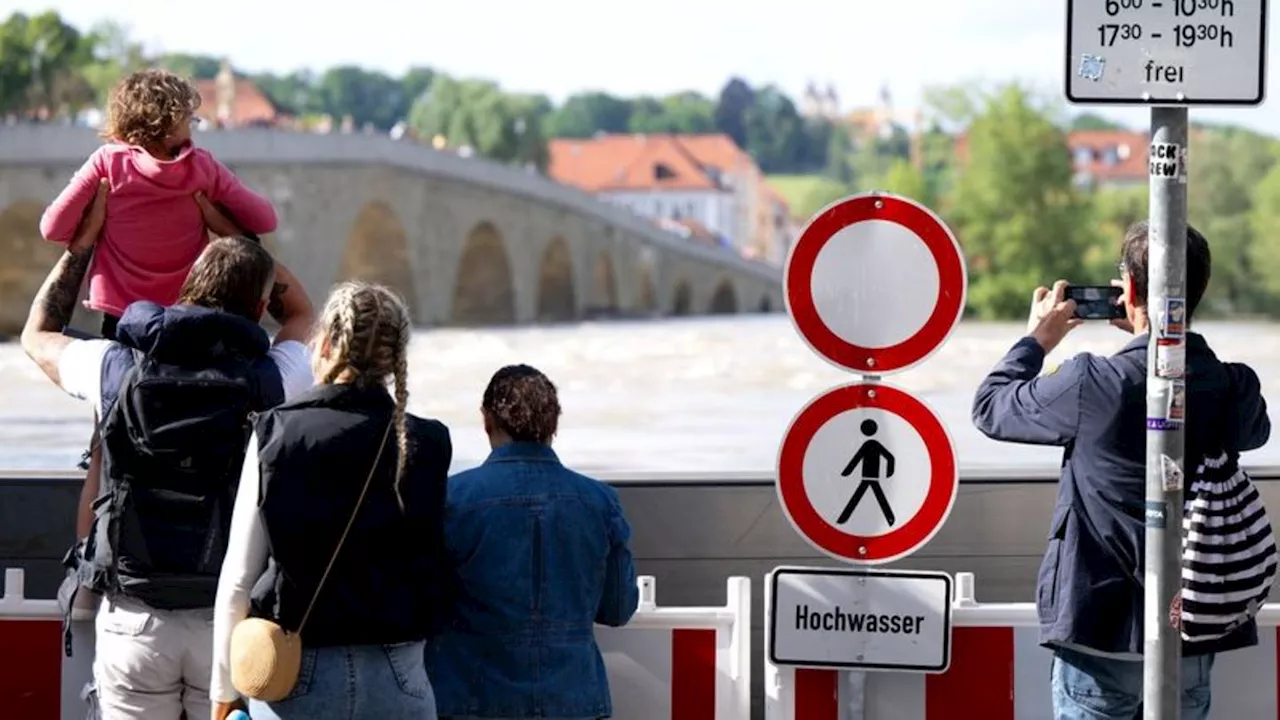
[214,59,235,127]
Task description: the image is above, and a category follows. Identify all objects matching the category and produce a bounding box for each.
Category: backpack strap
[61,347,149,655]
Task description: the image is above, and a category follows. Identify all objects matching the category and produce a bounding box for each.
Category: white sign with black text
[1065,0,1268,106]
[768,567,952,673]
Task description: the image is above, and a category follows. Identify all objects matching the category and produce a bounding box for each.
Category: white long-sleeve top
[211,431,271,704]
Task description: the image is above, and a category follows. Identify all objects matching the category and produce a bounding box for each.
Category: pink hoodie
[40,142,278,316]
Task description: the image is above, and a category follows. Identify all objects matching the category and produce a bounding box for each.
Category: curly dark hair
[482,364,562,444]
[101,69,201,148]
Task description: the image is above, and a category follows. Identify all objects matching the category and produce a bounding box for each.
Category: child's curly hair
[101,69,202,148]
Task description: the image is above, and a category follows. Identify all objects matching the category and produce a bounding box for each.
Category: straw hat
[229,617,303,702]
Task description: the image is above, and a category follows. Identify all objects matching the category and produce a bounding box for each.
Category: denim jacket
[425,442,640,718]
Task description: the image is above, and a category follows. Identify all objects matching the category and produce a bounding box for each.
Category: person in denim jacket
[428,364,640,720]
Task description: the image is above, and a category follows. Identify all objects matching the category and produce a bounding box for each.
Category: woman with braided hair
[210,281,452,720]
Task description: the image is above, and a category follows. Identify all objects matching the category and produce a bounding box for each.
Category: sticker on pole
[784,192,967,375]
[776,382,959,565]
[769,566,952,672]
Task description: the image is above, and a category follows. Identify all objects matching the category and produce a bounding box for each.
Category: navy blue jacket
[972,333,1270,656]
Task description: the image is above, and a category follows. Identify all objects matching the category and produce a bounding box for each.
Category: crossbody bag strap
[295,416,394,635]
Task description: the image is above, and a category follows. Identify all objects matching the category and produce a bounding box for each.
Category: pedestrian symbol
[837,419,896,526]
[779,383,959,564]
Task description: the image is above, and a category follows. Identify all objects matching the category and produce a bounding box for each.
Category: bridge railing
[766,571,1280,720]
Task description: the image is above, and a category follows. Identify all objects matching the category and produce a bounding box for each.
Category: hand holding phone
[1064,285,1125,320]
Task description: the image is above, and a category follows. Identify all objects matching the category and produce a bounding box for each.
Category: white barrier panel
[767,572,1280,719]
[0,569,751,720]
[597,575,752,720]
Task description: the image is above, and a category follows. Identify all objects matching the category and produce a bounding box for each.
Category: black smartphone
[1065,285,1125,320]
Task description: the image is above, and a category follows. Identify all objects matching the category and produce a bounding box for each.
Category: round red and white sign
[776,382,958,565]
[784,193,967,376]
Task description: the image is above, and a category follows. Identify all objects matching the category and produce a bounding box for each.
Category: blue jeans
[1051,646,1215,719]
[248,641,437,720]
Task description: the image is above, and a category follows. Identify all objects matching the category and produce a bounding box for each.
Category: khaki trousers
[92,594,213,720]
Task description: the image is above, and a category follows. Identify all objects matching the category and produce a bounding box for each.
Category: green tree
[0,14,34,112]
[155,52,222,79]
[878,158,929,205]
[79,20,147,104]
[794,118,833,174]
[317,65,403,130]
[918,127,957,212]
[946,83,1094,319]
[407,75,549,169]
[545,92,632,138]
[0,11,94,114]
[400,66,435,107]
[507,92,553,170]
[251,70,320,115]
[1087,185,1146,279]
[824,123,856,183]
[743,85,802,173]
[1071,112,1123,131]
[1249,162,1280,307]
[628,91,715,134]
[847,126,913,190]
[920,81,983,130]
[24,11,89,110]
[1186,126,1280,314]
[713,77,754,149]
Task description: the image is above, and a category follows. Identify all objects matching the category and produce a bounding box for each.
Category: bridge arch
[451,221,515,326]
[591,251,619,313]
[671,279,693,316]
[536,237,577,322]
[338,201,417,307]
[708,279,739,315]
[0,200,63,336]
[758,294,773,313]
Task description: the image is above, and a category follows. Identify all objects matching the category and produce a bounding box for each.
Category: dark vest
[87,301,284,610]
[250,382,452,648]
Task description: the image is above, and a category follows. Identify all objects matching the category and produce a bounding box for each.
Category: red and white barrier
[0,568,95,720]
[766,571,1280,720]
[598,575,752,720]
[0,568,752,720]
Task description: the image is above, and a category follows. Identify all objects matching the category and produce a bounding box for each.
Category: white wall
[602,189,734,242]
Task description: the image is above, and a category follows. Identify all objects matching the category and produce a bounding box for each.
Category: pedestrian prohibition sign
[784,193,967,375]
[776,381,958,565]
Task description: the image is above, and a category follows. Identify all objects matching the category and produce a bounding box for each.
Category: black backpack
[58,345,282,653]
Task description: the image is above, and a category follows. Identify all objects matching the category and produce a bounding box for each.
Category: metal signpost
[1066,1,1267,716]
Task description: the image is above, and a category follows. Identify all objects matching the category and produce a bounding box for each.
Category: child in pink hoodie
[40,68,278,338]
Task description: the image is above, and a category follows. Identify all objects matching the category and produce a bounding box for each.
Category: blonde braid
[390,329,410,512]
[318,281,413,511]
[319,285,358,385]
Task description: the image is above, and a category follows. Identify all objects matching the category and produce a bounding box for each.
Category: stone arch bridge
[0,127,782,334]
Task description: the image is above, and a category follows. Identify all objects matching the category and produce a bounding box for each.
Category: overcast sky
[15,0,1280,134]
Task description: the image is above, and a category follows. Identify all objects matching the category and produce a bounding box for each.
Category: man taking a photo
[971,222,1270,719]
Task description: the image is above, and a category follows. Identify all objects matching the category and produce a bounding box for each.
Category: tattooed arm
[268,261,315,346]
[21,181,108,388]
